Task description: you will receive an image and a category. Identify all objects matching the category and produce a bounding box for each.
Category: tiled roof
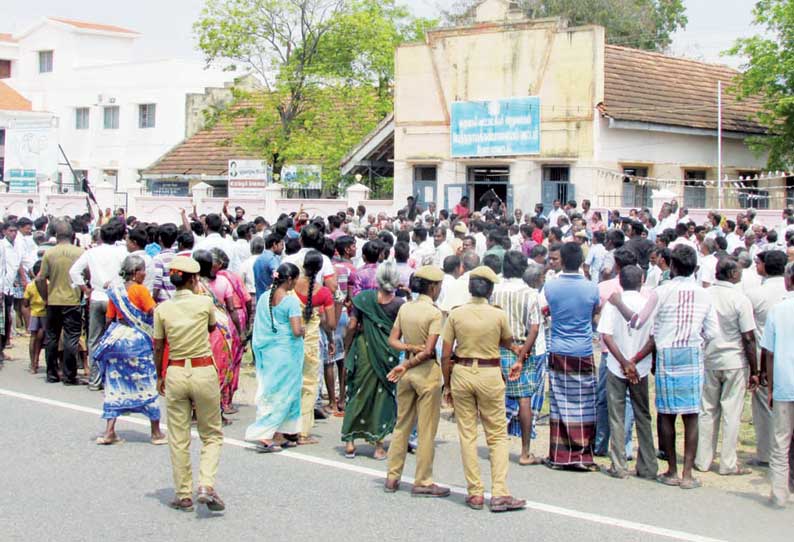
[0,82,31,111]
[49,17,139,35]
[144,101,260,176]
[602,45,766,135]
[0,33,16,42]
[144,90,386,176]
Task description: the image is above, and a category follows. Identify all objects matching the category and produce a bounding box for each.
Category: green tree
[443,0,687,51]
[728,0,793,169]
[194,0,432,182]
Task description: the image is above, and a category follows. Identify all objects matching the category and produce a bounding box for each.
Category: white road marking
[0,387,724,542]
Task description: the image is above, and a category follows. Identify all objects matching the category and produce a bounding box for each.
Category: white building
[0,16,236,193]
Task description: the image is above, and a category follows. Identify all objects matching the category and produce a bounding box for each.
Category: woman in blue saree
[245,263,305,453]
[95,255,167,445]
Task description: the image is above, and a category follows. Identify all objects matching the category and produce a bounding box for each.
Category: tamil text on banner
[8,169,37,194]
[228,159,270,198]
[450,97,541,158]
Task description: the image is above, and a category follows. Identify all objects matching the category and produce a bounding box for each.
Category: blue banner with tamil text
[450,97,541,158]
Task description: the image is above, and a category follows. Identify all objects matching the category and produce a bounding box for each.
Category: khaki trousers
[165,363,224,500]
[696,367,748,474]
[300,340,320,437]
[770,401,794,507]
[451,363,510,498]
[386,362,442,486]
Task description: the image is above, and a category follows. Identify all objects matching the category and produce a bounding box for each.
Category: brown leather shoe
[489,495,526,513]
[384,478,400,493]
[411,484,451,498]
[197,486,225,511]
[169,497,194,512]
[465,495,485,510]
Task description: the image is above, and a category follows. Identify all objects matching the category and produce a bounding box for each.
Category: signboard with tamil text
[8,169,37,194]
[450,96,541,158]
[228,159,270,199]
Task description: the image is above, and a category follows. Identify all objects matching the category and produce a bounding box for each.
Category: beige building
[344,0,780,213]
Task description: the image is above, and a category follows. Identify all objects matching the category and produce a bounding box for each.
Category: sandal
[151,435,168,446]
[96,435,123,445]
[656,473,681,486]
[297,436,319,446]
[604,466,630,479]
[679,478,702,490]
[344,445,357,459]
[255,441,283,454]
[519,454,544,466]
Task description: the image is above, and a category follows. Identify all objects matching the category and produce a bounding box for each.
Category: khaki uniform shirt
[40,243,84,306]
[153,289,217,359]
[441,297,511,359]
[395,294,443,359]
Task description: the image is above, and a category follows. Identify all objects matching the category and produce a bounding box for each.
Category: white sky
[0,0,760,69]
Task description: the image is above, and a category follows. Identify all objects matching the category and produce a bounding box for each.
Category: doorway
[468,166,510,212]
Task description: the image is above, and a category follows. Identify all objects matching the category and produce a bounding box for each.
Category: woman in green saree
[341,260,405,460]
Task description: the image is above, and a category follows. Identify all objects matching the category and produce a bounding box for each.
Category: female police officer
[440,266,526,513]
[154,256,225,512]
[383,265,449,497]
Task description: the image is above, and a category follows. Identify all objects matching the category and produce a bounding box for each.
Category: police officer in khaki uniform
[441,266,526,513]
[384,265,450,497]
[154,256,225,512]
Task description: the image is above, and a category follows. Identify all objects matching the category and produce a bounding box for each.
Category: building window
[138,104,156,129]
[0,60,10,79]
[683,169,707,209]
[542,166,570,183]
[541,165,573,207]
[413,166,437,182]
[787,177,794,208]
[736,174,769,209]
[75,108,89,130]
[38,50,53,73]
[621,166,651,209]
[103,106,120,129]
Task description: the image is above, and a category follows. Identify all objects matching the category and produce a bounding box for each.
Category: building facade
[0,17,235,192]
[385,0,776,214]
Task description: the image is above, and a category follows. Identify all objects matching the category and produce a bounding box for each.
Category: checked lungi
[656,346,703,415]
[547,352,596,466]
[504,353,545,437]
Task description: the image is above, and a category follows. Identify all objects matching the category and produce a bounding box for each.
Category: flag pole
[717,80,723,210]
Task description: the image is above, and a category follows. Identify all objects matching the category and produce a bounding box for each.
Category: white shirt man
[696,278,757,474]
[195,232,239,271]
[69,242,128,305]
[547,205,565,229]
[233,237,251,273]
[2,236,20,297]
[282,248,336,287]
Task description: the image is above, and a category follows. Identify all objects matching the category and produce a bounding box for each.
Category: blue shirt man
[254,235,284,302]
[544,272,599,356]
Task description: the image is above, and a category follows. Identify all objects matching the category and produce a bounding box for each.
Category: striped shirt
[650,276,718,350]
[491,278,546,355]
[152,248,177,303]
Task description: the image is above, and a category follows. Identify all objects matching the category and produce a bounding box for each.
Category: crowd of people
[6,193,794,512]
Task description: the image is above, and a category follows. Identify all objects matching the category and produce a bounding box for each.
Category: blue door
[445,184,468,211]
[413,181,437,207]
[541,181,574,213]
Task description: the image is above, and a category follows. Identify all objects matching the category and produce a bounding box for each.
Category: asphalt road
[0,354,791,542]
